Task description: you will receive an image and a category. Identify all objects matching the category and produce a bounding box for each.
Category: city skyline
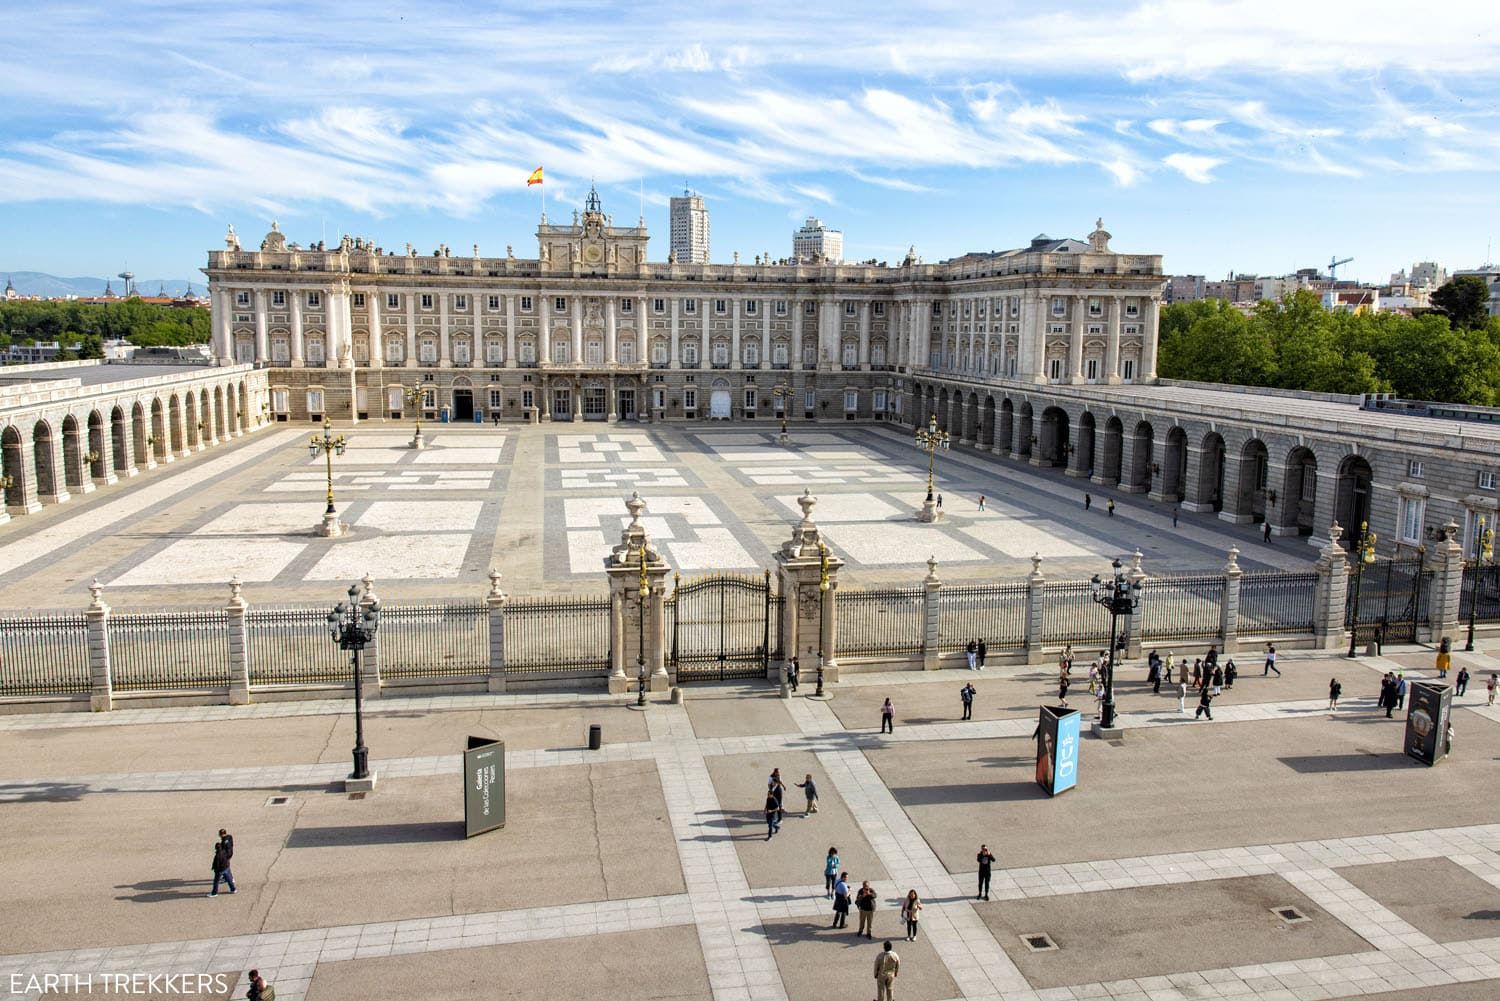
[1,1,1497,284]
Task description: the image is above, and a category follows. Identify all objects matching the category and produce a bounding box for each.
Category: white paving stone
[357,500,483,533]
[410,446,504,464]
[109,538,307,585]
[304,533,470,580]
[193,502,331,536]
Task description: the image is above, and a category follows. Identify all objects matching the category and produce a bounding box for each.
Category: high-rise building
[793,217,843,263]
[669,189,710,264]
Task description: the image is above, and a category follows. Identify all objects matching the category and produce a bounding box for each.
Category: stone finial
[626,491,646,529]
[797,488,817,528]
[1328,522,1343,546]
[925,556,939,583]
[361,573,379,606]
[1030,553,1043,579]
[487,568,504,599]
[88,578,104,608]
[225,224,239,250]
[1443,520,1460,542]
[1224,546,1240,573]
[1130,550,1145,574]
[227,576,244,604]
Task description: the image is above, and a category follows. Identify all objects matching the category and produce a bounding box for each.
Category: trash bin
[440,406,451,424]
[473,409,484,424]
[588,724,602,750]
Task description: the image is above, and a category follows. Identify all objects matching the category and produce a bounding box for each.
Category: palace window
[683,388,697,410]
[653,298,666,313]
[520,296,533,311]
[522,389,534,409]
[744,388,758,410]
[652,340,668,364]
[807,301,818,315]
[1399,496,1425,544]
[712,343,729,366]
[775,300,787,316]
[454,295,467,310]
[554,297,567,313]
[1408,460,1424,479]
[1049,358,1063,381]
[419,339,438,363]
[803,388,815,411]
[352,293,365,308]
[1479,471,1496,491]
[387,293,400,309]
[489,390,503,410]
[683,343,698,365]
[684,299,697,314]
[485,339,503,363]
[488,295,500,310]
[272,290,286,307]
[1086,358,1099,381]
[846,301,857,316]
[873,302,884,317]
[1088,325,1103,335]
[1010,298,1020,317]
[874,390,887,412]
[841,341,857,366]
[1122,358,1135,381]
[844,390,858,412]
[714,299,727,315]
[420,294,434,310]
[619,339,635,364]
[1051,297,1065,316]
[518,341,536,363]
[744,343,759,366]
[1089,298,1101,315]
[772,342,788,365]
[306,389,323,415]
[308,292,321,307]
[745,299,757,316]
[620,298,632,314]
[236,291,250,307]
[1126,301,1140,316]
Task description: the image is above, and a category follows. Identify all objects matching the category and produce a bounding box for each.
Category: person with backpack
[960,683,976,721]
[245,970,274,1001]
[209,828,236,897]
[855,880,877,937]
[1328,678,1342,712]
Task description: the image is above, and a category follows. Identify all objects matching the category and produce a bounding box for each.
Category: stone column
[1069,295,1086,383]
[253,290,269,363]
[1426,522,1464,644]
[1025,554,1046,665]
[606,298,618,365]
[37,430,69,504]
[439,293,452,367]
[1220,547,1242,654]
[211,287,232,363]
[486,569,509,693]
[85,578,112,712]
[1218,454,1254,524]
[1147,431,1171,502]
[226,576,249,705]
[504,294,517,368]
[606,493,673,692]
[669,299,681,369]
[91,421,118,486]
[571,296,583,365]
[922,557,942,671]
[405,294,417,368]
[1141,297,1160,382]
[858,301,871,369]
[821,298,839,371]
[1105,295,1123,385]
[290,292,305,367]
[368,297,383,370]
[760,298,771,369]
[730,297,741,369]
[1313,523,1350,650]
[775,489,844,683]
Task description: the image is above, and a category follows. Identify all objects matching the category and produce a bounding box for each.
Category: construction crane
[1328,256,1353,282]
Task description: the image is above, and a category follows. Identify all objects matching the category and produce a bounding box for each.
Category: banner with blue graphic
[1036,705,1081,797]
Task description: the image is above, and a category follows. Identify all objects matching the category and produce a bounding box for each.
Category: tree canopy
[1159,289,1500,406]
[1431,276,1493,330]
[0,298,210,360]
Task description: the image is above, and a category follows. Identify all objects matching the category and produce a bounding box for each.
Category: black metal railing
[109,609,230,691]
[1346,558,1428,644]
[1040,580,1111,647]
[1238,571,1318,636]
[506,595,610,673]
[1461,564,1500,624]
[837,587,924,657]
[937,583,1027,651]
[1139,575,1224,643]
[380,603,488,679]
[247,606,352,685]
[0,613,91,696]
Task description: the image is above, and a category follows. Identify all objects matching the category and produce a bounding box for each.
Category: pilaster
[225,576,250,705]
[1313,523,1350,650]
[486,569,509,693]
[85,579,112,712]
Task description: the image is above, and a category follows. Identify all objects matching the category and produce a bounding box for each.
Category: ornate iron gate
[1346,558,1429,645]
[669,571,775,681]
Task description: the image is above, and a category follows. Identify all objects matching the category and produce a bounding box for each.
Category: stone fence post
[1426,522,1464,644]
[226,576,249,705]
[1024,554,1045,665]
[922,557,942,670]
[359,574,382,694]
[85,578,112,712]
[1220,547,1242,654]
[486,569,508,694]
[1124,550,1146,659]
[1313,523,1349,650]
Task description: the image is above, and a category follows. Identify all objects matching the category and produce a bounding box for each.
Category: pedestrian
[1263,642,1280,677]
[977,494,986,511]
[965,638,977,670]
[795,773,819,815]
[976,844,995,899]
[1380,673,1395,719]
[245,970,275,1001]
[1211,665,1223,695]
[856,881,877,937]
[1456,666,1470,696]
[937,493,943,509]
[1224,658,1237,689]
[1396,672,1408,710]
[769,768,786,820]
[1328,678,1342,712]
[977,638,987,669]
[1061,643,1074,670]
[1107,498,1116,517]
[1191,659,1202,689]
[1087,662,1099,696]
[960,682,975,721]
[209,828,236,897]
[1084,492,1092,511]
[873,941,900,1001]
[824,847,840,897]
[1204,644,1219,672]
[1178,678,1188,713]
[1172,505,1179,528]
[880,697,895,734]
[900,890,923,941]
[1263,521,1272,544]
[765,790,781,839]
[1489,674,1497,706]
[1058,670,1070,705]
[1195,686,1215,720]
[787,657,799,692]
[1178,658,1188,685]
[1148,654,1162,695]
[1436,637,1451,678]
[832,872,851,928]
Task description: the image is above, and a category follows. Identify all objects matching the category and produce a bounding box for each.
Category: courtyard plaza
[2,642,1500,1000]
[0,421,1312,611]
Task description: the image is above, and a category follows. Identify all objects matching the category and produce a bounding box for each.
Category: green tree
[1431,276,1492,330]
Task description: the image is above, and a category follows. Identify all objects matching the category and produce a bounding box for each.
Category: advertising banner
[1035,705,1081,796]
[463,735,505,837]
[1404,682,1451,766]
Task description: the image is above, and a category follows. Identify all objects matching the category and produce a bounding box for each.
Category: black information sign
[1034,705,1081,797]
[1404,682,1450,766]
[463,735,505,837]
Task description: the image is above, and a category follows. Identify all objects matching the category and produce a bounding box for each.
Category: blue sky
[2,1,1498,285]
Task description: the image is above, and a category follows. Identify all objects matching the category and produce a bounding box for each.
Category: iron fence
[1039,580,1111,648]
[1461,564,1500,625]
[109,609,230,691]
[506,594,610,673]
[0,613,90,696]
[380,603,488,679]
[937,583,1028,652]
[1346,558,1428,644]
[1139,575,1224,643]
[1238,571,1318,636]
[837,587,924,657]
[247,606,351,685]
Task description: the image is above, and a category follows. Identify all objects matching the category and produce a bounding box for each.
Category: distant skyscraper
[793,217,843,263]
[669,189,710,263]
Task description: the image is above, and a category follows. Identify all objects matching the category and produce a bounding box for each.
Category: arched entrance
[1075,412,1096,478]
[980,396,996,449]
[1335,455,1373,540]
[1238,438,1270,523]
[87,410,109,481]
[1016,402,1034,460]
[1128,420,1154,492]
[1163,426,1188,501]
[452,378,475,421]
[62,414,85,491]
[131,403,147,466]
[32,420,59,500]
[1039,406,1070,467]
[151,399,168,461]
[1197,432,1226,513]
[184,394,199,448]
[708,379,731,420]
[965,392,980,443]
[999,399,1014,455]
[2,426,27,510]
[1099,417,1123,485]
[168,395,183,453]
[1281,447,1318,536]
[110,406,129,474]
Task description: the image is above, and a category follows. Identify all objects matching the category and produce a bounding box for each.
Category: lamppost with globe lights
[404,385,427,449]
[1346,521,1378,657]
[327,583,380,787]
[771,383,794,445]
[636,541,650,707]
[308,420,347,537]
[816,541,831,697]
[1090,558,1141,729]
[913,414,949,522]
[1466,516,1494,652]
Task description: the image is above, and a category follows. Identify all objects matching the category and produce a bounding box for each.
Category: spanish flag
[526,166,544,186]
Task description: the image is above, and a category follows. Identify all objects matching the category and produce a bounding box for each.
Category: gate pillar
[776,489,845,684]
[607,492,673,692]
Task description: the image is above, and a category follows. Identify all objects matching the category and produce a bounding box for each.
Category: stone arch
[1038,406,1070,467]
[61,413,85,491]
[965,391,980,443]
[998,398,1015,458]
[32,419,59,501]
[87,409,109,481]
[1237,438,1270,523]
[214,385,226,440]
[935,386,948,430]
[1097,416,1124,486]
[1195,431,1226,513]
[1074,411,1097,478]
[1016,401,1034,459]
[110,405,129,474]
[184,393,199,449]
[199,388,213,443]
[151,398,168,461]
[1281,446,1318,536]
[1335,454,1373,541]
[3,425,28,510]
[131,402,148,466]
[1127,420,1155,492]
[1163,426,1188,501]
[980,395,996,449]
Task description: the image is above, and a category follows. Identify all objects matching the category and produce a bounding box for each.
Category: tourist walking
[1107,498,1116,517]
[977,844,995,900]
[1395,672,1408,710]
[1204,644,1219,673]
[1379,673,1396,718]
[1263,521,1272,544]
[899,890,923,941]
[1489,674,1498,706]
[787,657,799,692]
[977,638,987,669]
[937,494,943,510]
[1172,505,1179,527]
[831,872,851,928]
[977,494,985,511]
[1084,493,1092,511]
[769,768,786,821]
[208,828,236,897]
[856,881,877,937]
[1178,678,1188,713]
[1148,653,1162,694]
[1436,638,1451,678]
[824,848,841,896]
[1195,686,1215,720]
[1328,678,1342,712]
[1211,665,1223,696]
[1456,666,1470,696]
[1061,644,1074,670]
[880,698,895,734]
[1178,658,1189,685]
[873,941,900,1001]
[765,791,781,839]
[1224,658,1237,689]
[1058,668,1070,705]
[245,970,274,1001]
[795,773,819,815]
[1263,643,1281,676]
[1191,659,1202,689]
[960,682,976,721]
[965,639,978,670]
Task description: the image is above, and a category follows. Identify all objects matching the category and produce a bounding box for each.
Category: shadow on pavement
[755,918,873,950]
[114,878,214,903]
[890,781,1045,806]
[285,821,466,847]
[1277,752,1413,773]
[692,809,770,842]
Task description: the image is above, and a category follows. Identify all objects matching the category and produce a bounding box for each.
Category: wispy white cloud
[1162,153,1224,183]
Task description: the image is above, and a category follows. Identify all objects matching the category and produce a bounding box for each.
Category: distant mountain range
[3,271,207,299]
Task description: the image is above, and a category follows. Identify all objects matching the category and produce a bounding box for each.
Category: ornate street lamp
[404,384,427,449]
[327,583,380,784]
[1346,521,1378,657]
[636,541,650,707]
[1090,558,1142,729]
[308,420,347,536]
[1466,516,1494,652]
[913,414,950,513]
[815,542,831,697]
[772,383,794,445]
